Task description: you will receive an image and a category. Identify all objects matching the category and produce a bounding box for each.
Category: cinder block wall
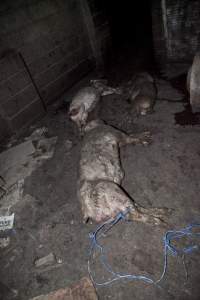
[0,0,95,140]
[152,0,200,66]
[87,0,111,64]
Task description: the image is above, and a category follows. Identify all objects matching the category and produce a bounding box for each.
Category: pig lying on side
[129,72,157,116]
[78,120,171,224]
[69,87,101,133]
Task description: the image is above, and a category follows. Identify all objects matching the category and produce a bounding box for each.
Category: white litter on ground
[0,213,15,231]
[0,129,57,225]
[0,135,57,188]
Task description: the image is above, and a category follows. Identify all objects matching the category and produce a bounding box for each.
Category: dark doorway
[107,1,153,47]
[100,0,155,81]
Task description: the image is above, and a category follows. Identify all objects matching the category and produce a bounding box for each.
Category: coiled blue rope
[88,211,200,287]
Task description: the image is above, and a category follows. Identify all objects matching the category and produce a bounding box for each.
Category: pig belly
[80,145,124,184]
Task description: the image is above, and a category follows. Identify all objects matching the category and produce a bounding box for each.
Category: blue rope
[88,211,200,287]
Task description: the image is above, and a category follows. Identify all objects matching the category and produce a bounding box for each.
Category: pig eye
[69,108,79,116]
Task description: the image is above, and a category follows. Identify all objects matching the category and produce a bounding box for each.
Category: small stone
[70,220,74,225]
[34,252,56,268]
[0,237,10,248]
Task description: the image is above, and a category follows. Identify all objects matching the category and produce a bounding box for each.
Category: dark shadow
[100,0,156,83]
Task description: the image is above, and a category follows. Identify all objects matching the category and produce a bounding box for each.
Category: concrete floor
[0,67,200,300]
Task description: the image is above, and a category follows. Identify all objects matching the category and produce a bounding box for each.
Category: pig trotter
[127,131,152,146]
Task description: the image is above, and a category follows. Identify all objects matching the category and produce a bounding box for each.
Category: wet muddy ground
[0,65,200,300]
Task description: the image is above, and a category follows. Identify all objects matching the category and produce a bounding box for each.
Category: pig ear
[69,107,79,116]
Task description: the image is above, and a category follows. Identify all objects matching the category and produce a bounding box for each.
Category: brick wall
[152,0,200,66]
[0,0,95,140]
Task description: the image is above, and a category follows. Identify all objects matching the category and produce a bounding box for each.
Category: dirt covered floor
[0,63,200,300]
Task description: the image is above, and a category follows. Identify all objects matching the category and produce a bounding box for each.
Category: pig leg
[79,180,171,225]
[128,204,172,225]
[119,131,152,147]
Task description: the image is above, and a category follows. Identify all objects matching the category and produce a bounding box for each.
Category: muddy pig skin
[130,72,157,115]
[78,120,171,224]
[69,87,101,132]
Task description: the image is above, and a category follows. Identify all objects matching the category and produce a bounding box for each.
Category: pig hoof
[83,216,90,224]
[146,207,172,226]
[140,131,152,145]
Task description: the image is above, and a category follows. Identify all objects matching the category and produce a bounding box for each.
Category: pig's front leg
[119,131,152,147]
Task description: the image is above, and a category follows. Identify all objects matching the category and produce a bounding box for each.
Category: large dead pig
[78,120,171,225]
[129,72,157,116]
[69,87,101,133]
[69,82,122,133]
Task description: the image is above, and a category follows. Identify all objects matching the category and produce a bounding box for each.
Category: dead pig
[129,72,157,115]
[78,120,171,225]
[69,87,101,133]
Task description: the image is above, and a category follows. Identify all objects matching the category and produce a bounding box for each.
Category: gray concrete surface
[0,74,200,300]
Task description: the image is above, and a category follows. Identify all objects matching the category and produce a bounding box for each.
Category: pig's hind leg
[128,204,172,226]
[82,180,172,226]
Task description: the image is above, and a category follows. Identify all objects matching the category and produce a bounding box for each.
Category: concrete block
[2,85,39,118]
[20,19,54,45]
[27,0,59,22]
[9,99,45,131]
[66,59,94,87]
[41,59,94,104]
[0,53,24,83]
[0,70,32,102]
[0,2,10,13]
[0,30,24,53]
[48,11,84,43]
[19,33,61,64]
[0,8,30,36]
[0,114,12,142]
[34,47,89,90]
[28,36,80,77]
[0,0,28,14]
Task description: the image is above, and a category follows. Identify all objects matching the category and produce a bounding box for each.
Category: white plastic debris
[34,252,56,268]
[0,213,14,231]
